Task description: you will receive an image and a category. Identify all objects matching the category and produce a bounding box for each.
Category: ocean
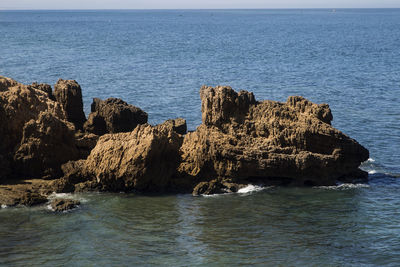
[0,9,399,266]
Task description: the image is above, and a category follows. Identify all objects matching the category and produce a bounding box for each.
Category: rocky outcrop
[192,179,246,196]
[0,75,370,204]
[65,121,184,192]
[54,79,86,130]
[0,179,51,207]
[178,86,369,189]
[0,76,67,181]
[13,112,80,179]
[0,77,96,183]
[84,98,148,135]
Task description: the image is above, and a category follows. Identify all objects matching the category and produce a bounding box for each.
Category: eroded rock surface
[0,76,370,202]
[178,85,369,190]
[68,122,184,192]
[84,97,148,135]
[50,199,80,212]
[13,112,80,179]
[0,179,51,207]
[0,76,67,181]
[54,79,86,130]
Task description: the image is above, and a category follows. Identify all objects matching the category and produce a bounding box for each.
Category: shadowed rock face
[13,112,80,179]
[84,97,148,135]
[178,86,369,188]
[0,76,67,181]
[54,79,86,130]
[0,77,92,182]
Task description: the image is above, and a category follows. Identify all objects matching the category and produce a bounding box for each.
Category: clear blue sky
[1,0,399,10]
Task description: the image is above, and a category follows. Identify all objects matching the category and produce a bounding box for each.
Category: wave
[237,184,266,194]
[202,184,268,197]
[47,192,88,203]
[315,183,370,190]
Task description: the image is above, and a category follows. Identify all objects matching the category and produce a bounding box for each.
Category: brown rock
[74,133,99,159]
[0,76,66,181]
[50,199,80,212]
[163,118,187,135]
[84,97,148,135]
[78,122,183,192]
[13,112,80,179]
[0,179,51,207]
[192,179,246,196]
[178,85,369,187]
[30,82,55,100]
[54,79,86,130]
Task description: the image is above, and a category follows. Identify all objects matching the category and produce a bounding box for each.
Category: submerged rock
[84,97,148,135]
[50,199,80,212]
[192,180,246,196]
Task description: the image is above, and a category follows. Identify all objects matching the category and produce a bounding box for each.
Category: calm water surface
[0,9,399,266]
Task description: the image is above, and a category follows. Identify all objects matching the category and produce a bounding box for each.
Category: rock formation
[54,79,87,130]
[50,198,80,212]
[0,76,370,207]
[62,121,184,192]
[84,97,148,135]
[178,86,369,189]
[0,76,68,181]
[13,112,80,179]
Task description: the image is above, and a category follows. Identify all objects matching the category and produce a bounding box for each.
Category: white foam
[237,184,266,194]
[1,204,7,209]
[47,192,88,203]
[368,170,377,174]
[367,158,375,163]
[316,183,369,190]
[201,193,231,198]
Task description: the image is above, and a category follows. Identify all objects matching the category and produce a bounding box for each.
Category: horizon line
[1,7,400,11]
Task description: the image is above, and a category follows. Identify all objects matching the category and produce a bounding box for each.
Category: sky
[1,0,399,10]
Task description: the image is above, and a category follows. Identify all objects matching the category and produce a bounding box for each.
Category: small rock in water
[51,199,80,212]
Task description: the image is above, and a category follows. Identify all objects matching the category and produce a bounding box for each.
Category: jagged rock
[74,133,99,159]
[50,199,80,212]
[30,82,55,100]
[54,79,86,130]
[163,118,187,135]
[74,122,183,192]
[0,180,50,207]
[178,85,369,188]
[192,179,246,196]
[84,97,148,135]
[0,76,66,181]
[13,112,80,179]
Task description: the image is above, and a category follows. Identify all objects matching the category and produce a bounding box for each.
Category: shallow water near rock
[1,8,400,265]
[1,180,400,266]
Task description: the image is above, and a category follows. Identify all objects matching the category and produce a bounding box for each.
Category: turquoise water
[1,9,400,266]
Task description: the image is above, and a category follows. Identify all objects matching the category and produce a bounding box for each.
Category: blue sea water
[0,9,400,266]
